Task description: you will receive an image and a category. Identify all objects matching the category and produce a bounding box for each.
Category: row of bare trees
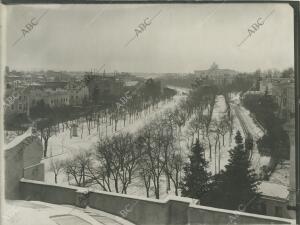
[48,83,235,198]
[49,104,189,199]
[40,84,176,158]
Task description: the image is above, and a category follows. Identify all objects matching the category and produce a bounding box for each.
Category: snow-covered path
[43,88,187,184]
[179,95,242,175]
[42,90,271,199]
[4,200,135,225]
[230,93,270,173]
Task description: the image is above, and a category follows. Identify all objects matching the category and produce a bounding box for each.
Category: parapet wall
[5,130,44,199]
[20,179,294,225]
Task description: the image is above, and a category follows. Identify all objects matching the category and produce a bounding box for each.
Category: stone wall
[20,179,294,225]
[5,133,44,199]
[260,196,290,219]
[188,204,290,225]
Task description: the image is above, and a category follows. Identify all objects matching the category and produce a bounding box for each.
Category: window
[275,206,282,217]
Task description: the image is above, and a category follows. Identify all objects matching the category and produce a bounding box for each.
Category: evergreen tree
[181,139,211,199]
[245,136,254,153]
[202,131,260,211]
[220,131,260,209]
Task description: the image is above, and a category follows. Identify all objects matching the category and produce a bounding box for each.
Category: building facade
[272,79,295,119]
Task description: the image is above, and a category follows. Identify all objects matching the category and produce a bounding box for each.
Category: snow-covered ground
[4,128,33,150]
[230,93,270,173]
[258,181,289,199]
[179,95,241,175]
[43,88,187,187]
[4,200,134,225]
[4,130,21,144]
[5,89,282,200]
[269,160,290,186]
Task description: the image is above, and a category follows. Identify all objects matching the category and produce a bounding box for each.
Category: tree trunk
[214,138,217,174]
[166,173,170,192]
[175,171,179,196]
[114,178,119,193]
[207,134,212,160]
[44,140,48,157]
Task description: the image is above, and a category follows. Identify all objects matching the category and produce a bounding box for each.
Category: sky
[4,3,294,74]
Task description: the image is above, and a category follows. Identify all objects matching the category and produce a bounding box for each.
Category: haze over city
[5,3,294,73]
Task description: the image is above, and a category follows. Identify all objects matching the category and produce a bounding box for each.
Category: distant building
[258,77,295,119]
[271,78,295,119]
[85,74,124,104]
[41,81,68,90]
[66,81,89,105]
[31,88,70,108]
[259,78,273,95]
[4,78,91,116]
[257,182,290,218]
[4,87,31,115]
[194,63,237,86]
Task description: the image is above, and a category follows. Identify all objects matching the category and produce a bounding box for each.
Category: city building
[258,181,290,218]
[271,79,295,119]
[194,63,237,86]
[30,88,70,108]
[259,78,273,95]
[4,87,31,115]
[67,81,89,105]
[85,74,124,104]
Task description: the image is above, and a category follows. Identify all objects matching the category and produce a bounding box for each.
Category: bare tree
[138,157,152,198]
[42,127,50,157]
[139,121,167,199]
[172,107,188,134]
[62,151,92,187]
[219,115,230,146]
[85,114,93,135]
[203,115,213,159]
[95,137,117,191]
[113,133,141,194]
[210,120,222,174]
[49,158,64,184]
[168,151,184,196]
[86,157,112,192]
[189,112,205,141]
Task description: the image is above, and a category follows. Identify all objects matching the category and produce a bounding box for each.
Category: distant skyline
[5,3,294,73]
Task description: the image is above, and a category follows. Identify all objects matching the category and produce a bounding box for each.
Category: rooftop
[259,181,289,200]
[4,200,135,225]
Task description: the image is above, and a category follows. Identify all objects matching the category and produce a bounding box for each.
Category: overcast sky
[4,3,294,73]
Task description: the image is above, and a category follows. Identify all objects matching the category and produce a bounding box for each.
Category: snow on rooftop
[4,200,135,225]
[269,160,290,186]
[258,181,289,199]
[124,81,138,86]
[4,128,32,150]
